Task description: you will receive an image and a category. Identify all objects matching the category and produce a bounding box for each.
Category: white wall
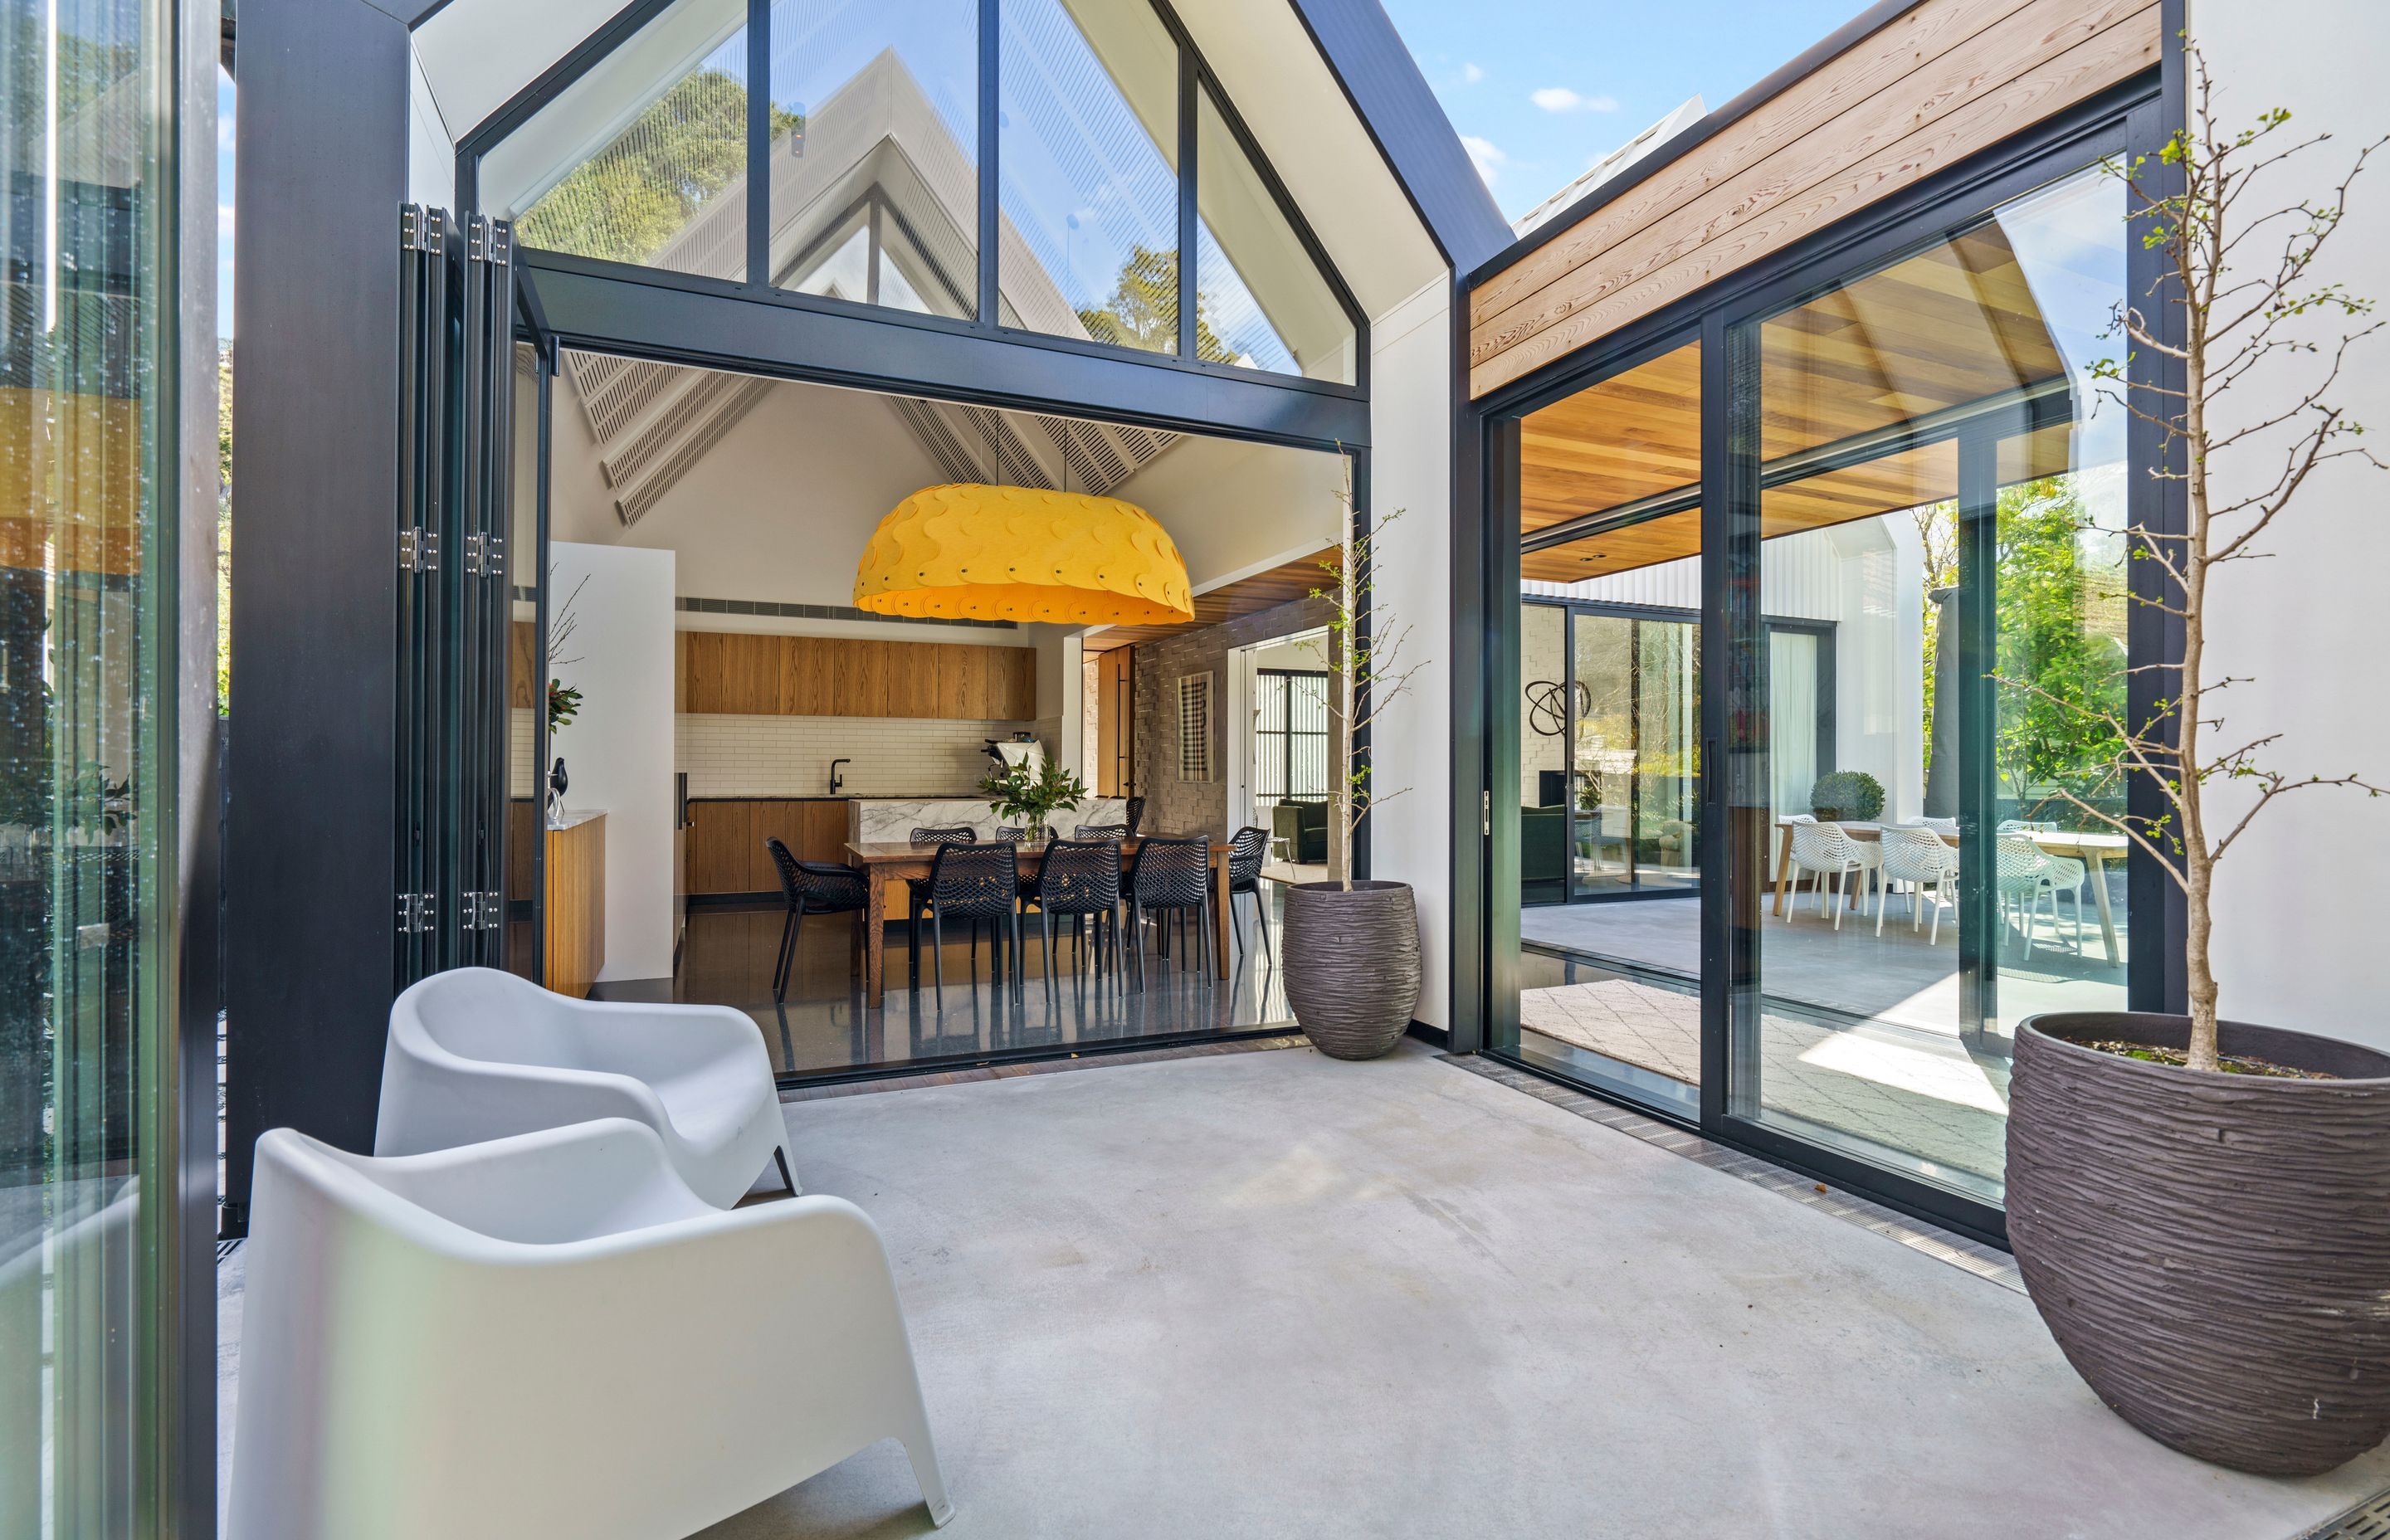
[549,541,677,982]
[406,45,456,211]
[2190,0,2390,1045]
[1364,276,1456,1029]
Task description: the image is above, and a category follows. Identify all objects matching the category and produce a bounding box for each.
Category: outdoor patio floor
[217,1039,2386,1538]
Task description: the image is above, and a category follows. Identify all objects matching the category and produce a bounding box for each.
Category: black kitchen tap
[829,758,851,794]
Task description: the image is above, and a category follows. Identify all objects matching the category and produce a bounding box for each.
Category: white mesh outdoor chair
[1878,825,1959,942]
[377,966,796,1208]
[227,1120,953,1539]
[1996,836,2085,957]
[1787,819,1880,930]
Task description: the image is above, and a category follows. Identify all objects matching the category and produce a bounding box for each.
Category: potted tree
[1280,470,1427,1060]
[2002,61,2390,1475]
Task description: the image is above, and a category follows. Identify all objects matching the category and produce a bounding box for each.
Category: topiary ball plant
[1809,769,1885,821]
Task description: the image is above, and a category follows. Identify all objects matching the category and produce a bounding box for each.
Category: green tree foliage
[1075,244,1234,362]
[1992,475,2127,817]
[516,69,798,266]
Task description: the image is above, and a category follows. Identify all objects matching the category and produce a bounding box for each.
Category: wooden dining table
[1770,818,2129,963]
[844,836,1236,1006]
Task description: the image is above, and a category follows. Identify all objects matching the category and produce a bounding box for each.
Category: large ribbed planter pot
[1281,881,1420,1060]
[2008,1011,2390,1475]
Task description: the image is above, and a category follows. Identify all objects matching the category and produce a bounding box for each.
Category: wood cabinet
[676,631,1036,721]
[685,798,854,895]
[544,813,606,999]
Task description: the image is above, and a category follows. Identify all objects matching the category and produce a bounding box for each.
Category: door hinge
[399,528,439,573]
[468,891,504,929]
[400,203,444,253]
[466,215,512,267]
[464,532,505,577]
[398,892,437,933]
[1483,788,1492,838]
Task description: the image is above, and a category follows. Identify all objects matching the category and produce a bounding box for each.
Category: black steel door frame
[1456,71,2183,1250]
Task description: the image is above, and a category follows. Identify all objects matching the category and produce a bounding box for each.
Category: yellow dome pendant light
[853,420,1193,625]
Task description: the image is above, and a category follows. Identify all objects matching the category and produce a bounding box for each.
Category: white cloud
[1531,87,1621,115]
[1461,135,1506,188]
[1461,62,1485,85]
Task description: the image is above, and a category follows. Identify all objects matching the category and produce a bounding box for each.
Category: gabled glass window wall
[472,0,1362,387]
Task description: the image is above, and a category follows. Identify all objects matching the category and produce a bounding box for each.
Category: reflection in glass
[1737,163,2130,1204]
[508,346,544,980]
[2,0,168,1525]
[998,0,1180,353]
[494,0,754,280]
[768,0,978,317]
[1194,87,1354,383]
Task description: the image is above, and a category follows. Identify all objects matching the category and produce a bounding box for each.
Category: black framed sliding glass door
[1483,100,2168,1242]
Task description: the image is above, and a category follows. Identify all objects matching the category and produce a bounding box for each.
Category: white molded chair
[378,966,794,1207]
[1878,826,1959,942]
[1786,818,1880,929]
[227,1120,952,1539]
[1996,836,2085,957]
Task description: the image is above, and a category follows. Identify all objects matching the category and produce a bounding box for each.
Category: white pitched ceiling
[412,0,633,147]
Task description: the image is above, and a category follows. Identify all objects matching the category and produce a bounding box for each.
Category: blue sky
[1378,0,1866,221]
[210,4,1866,333]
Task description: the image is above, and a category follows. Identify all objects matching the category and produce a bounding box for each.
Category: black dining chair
[917,843,1025,1001]
[764,837,868,1003]
[1073,823,1128,841]
[1227,825,1272,963]
[1023,839,1123,983]
[906,826,982,986]
[1124,797,1146,834]
[1125,836,1212,991]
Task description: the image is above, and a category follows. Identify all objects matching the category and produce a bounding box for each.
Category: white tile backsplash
[677,714,1041,797]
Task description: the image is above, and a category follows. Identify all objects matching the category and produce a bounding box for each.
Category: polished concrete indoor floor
[217,1042,2390,1538]
[595,886,1292,1078]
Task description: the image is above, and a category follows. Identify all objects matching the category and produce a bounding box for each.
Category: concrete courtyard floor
[714,1042,2381,1538]
[222,1040,2390,1538]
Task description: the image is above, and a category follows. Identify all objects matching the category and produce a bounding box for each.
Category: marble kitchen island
[848,796,1133,843]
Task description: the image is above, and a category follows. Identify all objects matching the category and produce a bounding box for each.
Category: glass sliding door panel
[997,0,1181,353]
[2,0,173,1522]
[768,0,979,318]
[1734,163,2130,1204]
[491,0,754,281]
[1505,334,1705,1114]
[507,346,544,979]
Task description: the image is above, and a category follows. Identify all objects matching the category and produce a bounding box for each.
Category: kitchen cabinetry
[677,631,1036,721]
[685,798,853,896]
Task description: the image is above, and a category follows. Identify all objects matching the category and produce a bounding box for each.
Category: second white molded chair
[378,966,795,1207]
[227,1120,953,1539]
[1878,825,1959,942]
[1786,818,1880,929]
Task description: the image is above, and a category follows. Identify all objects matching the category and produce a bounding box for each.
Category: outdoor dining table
[843,836,1236,1007]
[1769,818,2129,964]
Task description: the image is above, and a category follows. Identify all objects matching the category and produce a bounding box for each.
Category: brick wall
[1132,594,1342,860]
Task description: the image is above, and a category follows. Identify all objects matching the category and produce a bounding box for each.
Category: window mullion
[1176,45,1197,363]
[978,0,1000,326]
[746,0,768,289]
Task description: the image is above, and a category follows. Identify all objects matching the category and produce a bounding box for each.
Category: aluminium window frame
[1456,56,2187,1250]
[1253,665,1333,807]
[451,0,1369,399]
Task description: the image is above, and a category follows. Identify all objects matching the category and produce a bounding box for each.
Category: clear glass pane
[1739,163,2130,1205]
[490,0,753,281]
[997,0,1180,353]
[2,0,167,1526]
[1195,87,1353,383]
[1519,602,1568,906]
[767,0,978,318]
[508,346,543,980]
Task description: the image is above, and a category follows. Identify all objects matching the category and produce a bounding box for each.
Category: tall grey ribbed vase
[1280,881,1420,1060]
[2008,1011,2390,1475]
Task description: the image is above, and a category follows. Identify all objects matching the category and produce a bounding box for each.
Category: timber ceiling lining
[1081,548,1334,652]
